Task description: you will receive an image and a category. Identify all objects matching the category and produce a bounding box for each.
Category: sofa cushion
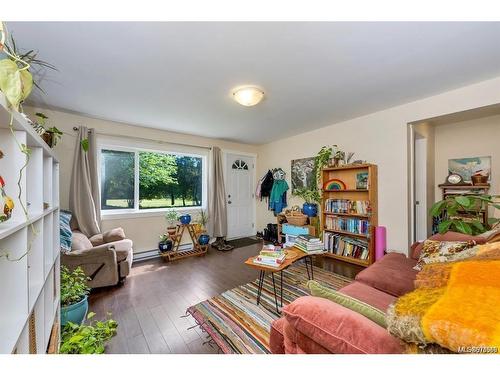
[103,227,126,243]
[339,281,397,311]
[270,318,286,354]
[355,252,418,297]
[89,233,104,246]
[283,318,331,354]
[282,296,404,354]
[59,210,73,253]
[308,280,387,328]
[71,232,93,251]
[412,232,487,260]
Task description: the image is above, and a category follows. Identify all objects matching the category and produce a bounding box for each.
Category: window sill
[101,206,206,221]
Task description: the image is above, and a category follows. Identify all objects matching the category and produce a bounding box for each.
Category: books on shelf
[253,244,286,267]
[295,235,325,254]
[324,232,369,260]
[324,199,370,215]
[324,216,370,235]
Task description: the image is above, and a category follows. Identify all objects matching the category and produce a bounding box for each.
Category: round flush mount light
[232,86,264,107]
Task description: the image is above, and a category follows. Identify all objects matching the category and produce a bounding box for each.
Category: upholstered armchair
[61,227,134,288]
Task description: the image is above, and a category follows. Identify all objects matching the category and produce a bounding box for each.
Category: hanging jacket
[269,179,289,214]
[260,170,274,201]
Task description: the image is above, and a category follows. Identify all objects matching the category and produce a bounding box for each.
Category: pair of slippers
[212,238,234,252]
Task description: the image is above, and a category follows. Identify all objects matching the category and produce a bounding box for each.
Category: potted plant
[60,312,118,354]
[314,146,333,189]
[158,233,173,253]
[197,209,209,229]
[294,188,321,217]
[430,194,500,235]
[60,266,90,327]
[165,209,178,235]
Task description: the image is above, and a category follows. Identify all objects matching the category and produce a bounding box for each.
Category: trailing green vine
[0,21,55,261]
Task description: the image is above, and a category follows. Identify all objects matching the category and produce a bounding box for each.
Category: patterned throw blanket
[387,243,500,354]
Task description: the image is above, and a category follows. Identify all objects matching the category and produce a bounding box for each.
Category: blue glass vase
[179,214,192,224]
[302,203,318,217]
[198,234,210,245]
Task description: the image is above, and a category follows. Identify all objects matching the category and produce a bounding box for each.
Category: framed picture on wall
[448,156,491,182]
[291,157,316,193]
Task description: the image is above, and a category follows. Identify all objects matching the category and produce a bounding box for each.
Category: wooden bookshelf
[321,163,378,267]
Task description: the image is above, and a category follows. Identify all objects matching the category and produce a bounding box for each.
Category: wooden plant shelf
[162,245,208,262]
[160,223,208,262]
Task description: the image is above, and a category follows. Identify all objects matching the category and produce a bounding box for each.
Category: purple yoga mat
[375,226,386,260]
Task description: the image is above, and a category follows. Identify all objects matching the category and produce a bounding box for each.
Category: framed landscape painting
[448,156,491,182]
[291,157,316,193]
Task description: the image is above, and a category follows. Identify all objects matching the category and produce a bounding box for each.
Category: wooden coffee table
[244,247,315,313]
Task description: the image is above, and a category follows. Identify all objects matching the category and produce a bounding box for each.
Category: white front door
[225,153,255,239]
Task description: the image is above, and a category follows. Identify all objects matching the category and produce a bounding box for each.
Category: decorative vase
[302,203,318,217]
[61,296,89,327]
[158,240,173,253]
[179,214,191,225]
[166,226,177,235]
[0,174,14,223]
[198,234,210,245]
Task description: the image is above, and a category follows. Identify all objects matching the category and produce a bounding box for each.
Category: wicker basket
[285,211,308,226]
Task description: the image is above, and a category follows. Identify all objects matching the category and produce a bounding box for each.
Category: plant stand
[161,224,208,262]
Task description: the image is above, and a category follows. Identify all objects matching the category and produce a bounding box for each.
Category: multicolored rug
[187,263,352,353]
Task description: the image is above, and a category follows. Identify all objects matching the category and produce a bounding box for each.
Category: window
[232,159,249,170]
[100,145,206,214]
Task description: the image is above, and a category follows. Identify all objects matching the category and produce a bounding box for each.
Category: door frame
[414,134,428,241]
[222,149,257,239]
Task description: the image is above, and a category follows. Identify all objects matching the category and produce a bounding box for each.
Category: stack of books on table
[294,235,325,254]
[253,244,286,267]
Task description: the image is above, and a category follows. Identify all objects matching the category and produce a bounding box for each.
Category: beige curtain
[209,146,227,237]
[69,127,101,236]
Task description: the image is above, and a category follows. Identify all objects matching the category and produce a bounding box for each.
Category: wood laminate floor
[88,243,362,354]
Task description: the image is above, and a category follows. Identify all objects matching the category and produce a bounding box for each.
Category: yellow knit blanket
[387,243,500,353]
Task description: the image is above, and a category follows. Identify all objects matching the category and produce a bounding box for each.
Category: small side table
[244,247,315,313]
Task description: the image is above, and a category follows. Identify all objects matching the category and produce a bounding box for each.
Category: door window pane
[100,150,135,209]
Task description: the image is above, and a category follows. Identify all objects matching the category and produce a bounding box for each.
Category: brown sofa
[61,227,134,288]
[269,232,487,354]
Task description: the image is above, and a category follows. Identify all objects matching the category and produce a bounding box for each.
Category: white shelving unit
[0,92,60,354]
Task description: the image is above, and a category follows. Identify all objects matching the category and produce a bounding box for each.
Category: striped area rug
[187,263,352,354]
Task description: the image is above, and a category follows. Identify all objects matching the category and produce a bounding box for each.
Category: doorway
[414,134,428,241]
[224,152,256,239]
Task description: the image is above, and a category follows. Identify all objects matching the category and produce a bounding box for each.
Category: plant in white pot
[60,266,90,327]
[165,209,178,235]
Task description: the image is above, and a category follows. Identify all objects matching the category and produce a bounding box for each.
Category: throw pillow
[60,210,73,253]
[307,280,387,328]
[103,227,126,243]
[414,240,477,271]
[71,232,93,251]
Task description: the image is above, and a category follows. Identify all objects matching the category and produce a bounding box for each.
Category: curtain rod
[72,126,212,150]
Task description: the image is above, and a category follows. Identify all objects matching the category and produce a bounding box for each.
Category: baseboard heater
[133,243,194,262]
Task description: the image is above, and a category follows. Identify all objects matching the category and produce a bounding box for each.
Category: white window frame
[98,140,208,220]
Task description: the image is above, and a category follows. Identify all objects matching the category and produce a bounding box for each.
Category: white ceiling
[7,22,500,144]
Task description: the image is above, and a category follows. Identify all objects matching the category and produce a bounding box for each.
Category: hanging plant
[0,22,56,262]
[314,146,334,189]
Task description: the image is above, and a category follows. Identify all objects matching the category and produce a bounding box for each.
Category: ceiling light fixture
[232,86,264,107]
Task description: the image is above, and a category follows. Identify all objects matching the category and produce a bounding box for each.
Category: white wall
[25,106,258,253]
[256,76,500,255]
[434,113,500,206]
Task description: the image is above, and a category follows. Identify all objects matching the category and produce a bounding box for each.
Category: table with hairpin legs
[244,247,315,314]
